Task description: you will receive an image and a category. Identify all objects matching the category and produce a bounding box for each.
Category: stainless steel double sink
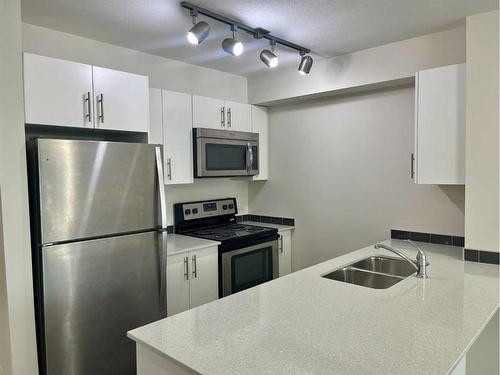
[322,256,417,289]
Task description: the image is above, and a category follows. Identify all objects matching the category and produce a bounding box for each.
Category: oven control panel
[175,198,237,222]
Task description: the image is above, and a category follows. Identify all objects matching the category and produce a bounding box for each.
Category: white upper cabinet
[162,90,194,185]
[414,63,466,184]
[23,53,149,133]
[148,88,163,145]
[92,66,149,132]
[23,53,94,128]
[192,95,225,129]
[251,105,269,181]
[192,95,251,131]
[225,101,252,132]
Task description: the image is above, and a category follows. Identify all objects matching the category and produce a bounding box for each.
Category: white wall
[22,23,248,102]
[166,180,250,226]
[248,27,465,105]
[249,86,465,270]
[0,1,39,374]
[465,10,499,252]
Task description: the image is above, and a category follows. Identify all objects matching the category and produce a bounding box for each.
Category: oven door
[221,239,278,297]
[196,137,259,177]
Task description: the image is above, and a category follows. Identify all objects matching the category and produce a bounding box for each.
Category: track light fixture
[260,40,278,68]
[181,1,312,73]
[187,12,210,45]
[298,53,313,75]
[222,26,243,56]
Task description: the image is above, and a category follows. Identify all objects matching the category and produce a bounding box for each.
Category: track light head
[187,20,210,45]
[222,38,244,56]
[298,55,313,75]
[260,49,278,68]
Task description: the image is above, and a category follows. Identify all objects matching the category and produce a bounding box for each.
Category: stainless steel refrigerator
[27,138,168,375]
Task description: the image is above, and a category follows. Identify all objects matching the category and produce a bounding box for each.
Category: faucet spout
[374,241,428,278]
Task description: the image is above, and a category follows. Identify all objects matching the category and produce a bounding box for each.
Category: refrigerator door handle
[155,146,168,312]
[158,231,168,312]
[155,146,167,229]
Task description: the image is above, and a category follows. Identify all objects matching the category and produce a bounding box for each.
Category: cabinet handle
[84,92,91,123]
[167,158,172,180]
[410,153,415,179]
[192,255,197,278]
[279,235,284,254]
[220,107,225,127]
[227,108,231,128]
[97,93,104,124]
[183,256,189,280]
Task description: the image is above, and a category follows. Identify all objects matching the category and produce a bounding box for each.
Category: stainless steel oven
[193,128,259,177]
[221,239,278,297]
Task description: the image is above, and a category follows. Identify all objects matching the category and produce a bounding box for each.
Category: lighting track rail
[180,1,313,73]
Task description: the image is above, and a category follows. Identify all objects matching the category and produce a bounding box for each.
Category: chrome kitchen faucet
[374,240,428,278]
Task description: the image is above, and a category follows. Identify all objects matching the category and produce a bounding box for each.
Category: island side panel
[136,344,195,375]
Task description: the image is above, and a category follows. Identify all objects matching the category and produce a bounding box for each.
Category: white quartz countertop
[128,239,499,375]
[240,221,294,232]
[166,234,220,256]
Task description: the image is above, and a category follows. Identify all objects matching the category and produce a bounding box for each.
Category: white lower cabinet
[166,252,191,316]
[166,245,218,316]
[278,230,292,277]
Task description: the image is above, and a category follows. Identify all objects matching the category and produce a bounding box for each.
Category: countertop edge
[127,332,201,374]
[446,305,500,374]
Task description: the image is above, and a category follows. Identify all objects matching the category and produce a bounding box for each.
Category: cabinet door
[163,90,194,185]
[192,95,226,129]
[92,66,149,132]
[415,64,465,184]
[166,253,190,316]
[148,88,163,145]
[23,53,93,128]
[251,105,269,180]
[278,231,292,277]
[226,101,252,132]
[189,246,219,309]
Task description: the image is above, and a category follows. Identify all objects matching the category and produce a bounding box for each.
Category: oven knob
[223,205,228,210]
[184,209,191,215]
[228,204,234,209]
[192,208,198,214]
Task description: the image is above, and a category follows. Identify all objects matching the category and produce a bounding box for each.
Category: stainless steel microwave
[193,128,259,177]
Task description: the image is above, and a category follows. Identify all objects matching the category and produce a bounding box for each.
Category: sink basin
[322,255,418,289]
[323,267,403,289]
[350,256,416,278]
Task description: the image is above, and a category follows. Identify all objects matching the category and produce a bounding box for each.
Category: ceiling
[21,0,498,77]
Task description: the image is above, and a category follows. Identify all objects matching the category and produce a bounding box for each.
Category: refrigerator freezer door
[37,139,160,244]
[42,231,166,375]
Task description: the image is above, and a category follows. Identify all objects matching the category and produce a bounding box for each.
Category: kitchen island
[128,239,499,375]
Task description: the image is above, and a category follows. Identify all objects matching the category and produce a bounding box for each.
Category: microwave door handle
[245,143,251,172]
[249,145,254,172]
